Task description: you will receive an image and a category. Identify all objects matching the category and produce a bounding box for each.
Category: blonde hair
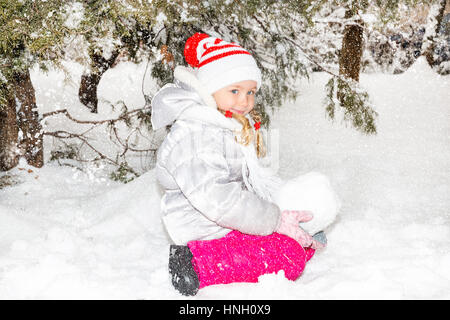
[219,109,266,158]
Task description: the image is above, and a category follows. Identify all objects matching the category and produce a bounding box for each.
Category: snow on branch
[42,103,161,182]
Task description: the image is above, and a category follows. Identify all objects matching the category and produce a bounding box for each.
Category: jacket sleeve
[168,144,281,236]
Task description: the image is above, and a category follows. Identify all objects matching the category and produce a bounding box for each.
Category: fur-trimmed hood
[151,66,242,131]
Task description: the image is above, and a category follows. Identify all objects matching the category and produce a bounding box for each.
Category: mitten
[276,210,314,247]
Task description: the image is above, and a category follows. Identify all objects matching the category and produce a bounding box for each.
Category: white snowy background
[0,57,449,299]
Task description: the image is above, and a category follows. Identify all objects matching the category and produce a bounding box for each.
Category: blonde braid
[218,109,267,158]
[249,109,266,158]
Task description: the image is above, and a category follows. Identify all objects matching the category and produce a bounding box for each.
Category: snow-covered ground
[0,57,449,299]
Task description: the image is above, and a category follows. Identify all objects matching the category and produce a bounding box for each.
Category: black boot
[168,245,199,296]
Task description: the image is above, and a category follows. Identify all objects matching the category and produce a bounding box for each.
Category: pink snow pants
[187,231,315,289]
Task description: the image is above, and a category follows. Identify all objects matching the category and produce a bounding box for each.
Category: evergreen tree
[323,0,434,134]
[328,0,377,134]
[0,0,67,170]
[66,0,160,113]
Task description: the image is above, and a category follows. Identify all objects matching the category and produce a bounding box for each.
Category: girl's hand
[276,210,315,248]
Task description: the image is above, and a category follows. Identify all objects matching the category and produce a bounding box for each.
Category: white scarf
[239,142,283,202]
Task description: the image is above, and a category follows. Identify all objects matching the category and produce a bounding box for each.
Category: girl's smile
[230,108,244,115]
[212,80,258,116]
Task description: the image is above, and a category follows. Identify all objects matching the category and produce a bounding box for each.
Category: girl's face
[212,80,257,116]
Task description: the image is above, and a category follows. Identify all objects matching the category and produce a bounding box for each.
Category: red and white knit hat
[184,33,261,94]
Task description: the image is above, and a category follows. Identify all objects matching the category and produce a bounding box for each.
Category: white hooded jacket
[151,66,282,245]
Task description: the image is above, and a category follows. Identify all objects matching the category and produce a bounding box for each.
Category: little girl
[151,33,339,296]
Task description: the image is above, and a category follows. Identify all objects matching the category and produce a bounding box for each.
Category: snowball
[273,172,341,234]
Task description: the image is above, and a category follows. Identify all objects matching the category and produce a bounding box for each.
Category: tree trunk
[0,69,43,170]
[0,85,19,171]
[423,0,447,66]
[79,50,120,113]
[339,10,364,82]
[79,72,102,113]
[14,69,44,168]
